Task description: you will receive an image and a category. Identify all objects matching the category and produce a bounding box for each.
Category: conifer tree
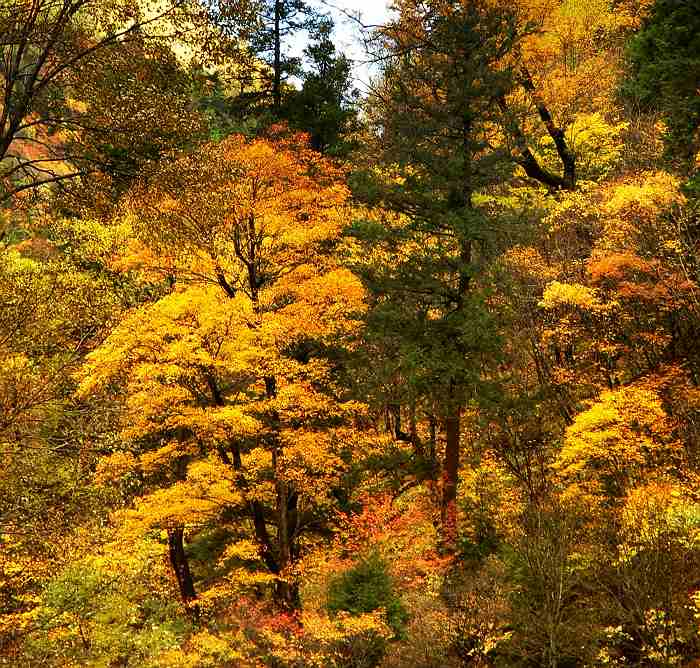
[213,0,324,115]
[284,17,359,154]
[624,0,700,174]
[351,0,529,551]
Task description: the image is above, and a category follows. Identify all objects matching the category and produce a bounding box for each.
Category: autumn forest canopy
[2,0,700,665]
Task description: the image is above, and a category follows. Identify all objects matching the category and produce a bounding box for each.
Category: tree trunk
[409,402,425,459]
[167,527,199,618]
[441,407,461,553]
[273,0,282,114]
[273,463,299,608]
[437,108,470,554]
[206,372,279,575]
[266,374,300,609]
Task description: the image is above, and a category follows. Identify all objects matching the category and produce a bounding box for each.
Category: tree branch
[518,67,576,189]
[497,95,574,191]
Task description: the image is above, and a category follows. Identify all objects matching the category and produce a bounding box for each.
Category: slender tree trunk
[220,203,298,605]
[441,407,461,553]
[274,487,300,608]
[389,402,402,438]
[206,372,279,574]
[274,453,297,608]
[409,402,425,459]
[266,374,300,609]
[277,472,290,567]
[437,109,470,553]
[273,0,282,114]
[167,527,199,618]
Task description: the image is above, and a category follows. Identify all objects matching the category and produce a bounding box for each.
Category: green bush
[326,551,409,638]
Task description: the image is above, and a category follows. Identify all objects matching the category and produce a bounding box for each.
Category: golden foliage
[555,385,681,499]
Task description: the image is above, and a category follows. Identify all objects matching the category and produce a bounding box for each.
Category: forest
[1,0,700,665]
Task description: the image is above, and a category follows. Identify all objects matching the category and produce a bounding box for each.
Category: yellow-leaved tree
[78,129,374,611]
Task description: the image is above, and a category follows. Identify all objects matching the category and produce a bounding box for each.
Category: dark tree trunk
[274,466,299,610]
[273,0,282,113]
[437,110,471,553]
[167,527,199,618]
[441,408,461,553]
[496,91,576,191]
[266,372,300,609]
[409,402,425,459]
[230,438,280,575]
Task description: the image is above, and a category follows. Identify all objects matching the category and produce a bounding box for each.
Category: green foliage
[458,529,500,563]
[623,0,700,171]
[327,551,408,638]
[194,71,243,142]
[25,558,187,667]
[283,17,358,155]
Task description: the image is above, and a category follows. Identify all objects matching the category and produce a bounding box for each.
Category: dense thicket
[2,0,700,666]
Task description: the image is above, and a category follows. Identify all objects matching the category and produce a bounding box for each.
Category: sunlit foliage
[4,0,700,665]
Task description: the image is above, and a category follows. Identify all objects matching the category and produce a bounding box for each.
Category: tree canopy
[3,0,700,666]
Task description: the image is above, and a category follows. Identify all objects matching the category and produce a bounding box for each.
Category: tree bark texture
[441,408,461,553]
[167,527,199,617]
